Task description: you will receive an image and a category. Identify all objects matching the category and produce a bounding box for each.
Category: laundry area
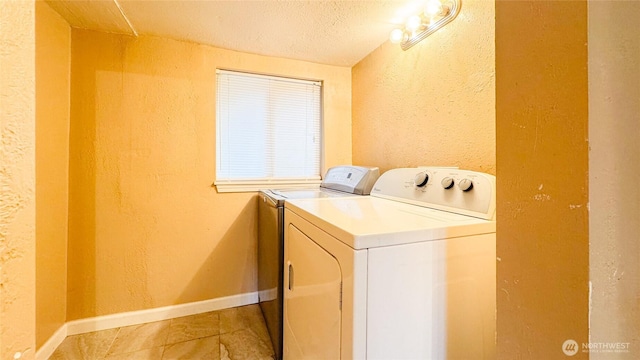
[2,0,638,360]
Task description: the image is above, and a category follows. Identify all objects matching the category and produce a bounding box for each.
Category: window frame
[213,69,324,193]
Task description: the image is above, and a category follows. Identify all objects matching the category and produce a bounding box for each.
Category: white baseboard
[258,287,278,302]
[66,292,258,335]
[35,292,258,360]
[36,324,68,360]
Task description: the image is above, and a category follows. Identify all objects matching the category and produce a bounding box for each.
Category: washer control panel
[370,167,496,220]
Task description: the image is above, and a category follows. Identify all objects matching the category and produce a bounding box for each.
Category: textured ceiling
[47,0,411,66]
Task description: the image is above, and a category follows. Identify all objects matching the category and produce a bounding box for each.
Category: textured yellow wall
[35,0,70,349]
[352,0,495,174]
[496,1,589,359]
[68,30,352,320]
[0,0,37,358]
[589,1,640,357]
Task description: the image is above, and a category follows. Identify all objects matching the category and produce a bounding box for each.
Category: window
[214,70,322,192]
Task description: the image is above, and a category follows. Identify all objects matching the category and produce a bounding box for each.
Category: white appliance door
[284,224,342,359]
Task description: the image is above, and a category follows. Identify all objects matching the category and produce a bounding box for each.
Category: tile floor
[49,304,275,360]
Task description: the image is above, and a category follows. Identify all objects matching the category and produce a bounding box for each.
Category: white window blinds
[216,70,322,183]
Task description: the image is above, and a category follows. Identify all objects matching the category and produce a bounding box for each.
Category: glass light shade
[397,0,425,18]
[389,29,405,44]
[406,15,422,31]
[425,0,443,15]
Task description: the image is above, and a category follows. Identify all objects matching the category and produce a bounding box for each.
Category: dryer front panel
[284,224,342,359]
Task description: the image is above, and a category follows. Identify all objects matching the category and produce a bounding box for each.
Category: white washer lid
[285,196,495,250]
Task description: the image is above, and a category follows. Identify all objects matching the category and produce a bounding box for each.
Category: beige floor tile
[162,335,220,359]
[219,304,270,345]
[166,311,219,345]
[220,329,274,360]
[49,328,119,360]
[106,320,171,356]
[104,347,164,360]
[51,304,275,360]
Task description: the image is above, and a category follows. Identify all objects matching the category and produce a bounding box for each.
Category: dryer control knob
[414,172,429,187]
[458,178,474,192]
[441,177,454,189]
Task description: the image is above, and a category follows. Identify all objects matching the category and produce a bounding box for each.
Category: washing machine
[258,165,379,360]
[283,167,496,359]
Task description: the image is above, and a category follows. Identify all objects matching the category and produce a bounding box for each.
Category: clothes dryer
[258,165,379,359]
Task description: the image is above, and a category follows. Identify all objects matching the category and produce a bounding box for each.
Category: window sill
[214,179,322,193]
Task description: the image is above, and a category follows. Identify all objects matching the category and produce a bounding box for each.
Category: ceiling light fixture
[389,0,461,50]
